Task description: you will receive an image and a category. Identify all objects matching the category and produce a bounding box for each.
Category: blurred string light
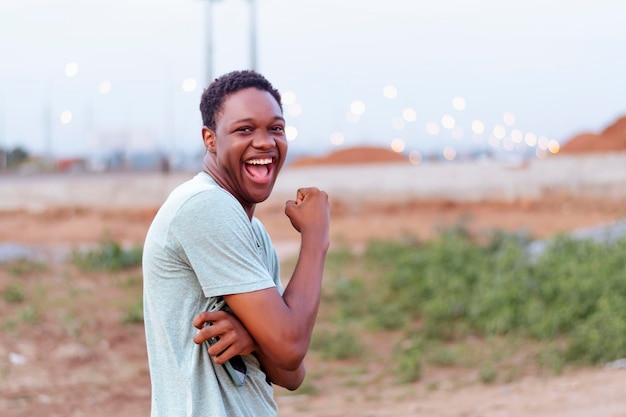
[242,85,558,160]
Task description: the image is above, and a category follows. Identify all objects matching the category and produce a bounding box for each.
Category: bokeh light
[452,96,466,111]
[535,149,545,157]
[471,120,485,134]
[524,132,537,146]
[443,146,456,160]
[383,85,398,99]
[60,110,72,124]
[182,78,197,92]
[329,131,345,146]
[390,138,405,153]
[285,126,298,141]
[350,100,366,115]
[402,108,417,122]
[426,121,440,135]
[408,150,422,165]
[282,91,297,105]
[493,125,506,139]
[98,81,112,94]
[537,135,549,150]
[511,129,523,143]
[548,140,560,154]
[503,112,516,126]
[441,114,455,129]
[65,62,78,78]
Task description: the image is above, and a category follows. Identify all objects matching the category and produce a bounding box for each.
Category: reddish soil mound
[290,146,407,167]
[561,116,626,154]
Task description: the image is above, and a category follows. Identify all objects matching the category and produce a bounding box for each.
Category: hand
[192,310,257,364]
[285,187,330,248]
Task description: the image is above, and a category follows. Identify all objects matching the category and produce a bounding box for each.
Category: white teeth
[246,158,272,165]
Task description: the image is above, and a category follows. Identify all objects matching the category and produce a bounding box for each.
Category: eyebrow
[231,116,285,125]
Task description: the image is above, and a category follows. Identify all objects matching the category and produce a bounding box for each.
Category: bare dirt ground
[1,190,626,416]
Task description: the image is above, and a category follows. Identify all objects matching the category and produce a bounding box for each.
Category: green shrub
[320,226,626,377]
[72,240,142,272]
[310,326,365,360]
[3,284,25,303]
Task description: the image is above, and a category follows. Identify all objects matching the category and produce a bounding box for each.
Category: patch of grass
[393,333,426,383]
[478,362,498,384]
[3,284,25,303]
[5,259,47,276]
[310,326,366,360]
[71,240,142,272]
[17,305,39,325]
[122,298,144,324]
[318,226,626,384]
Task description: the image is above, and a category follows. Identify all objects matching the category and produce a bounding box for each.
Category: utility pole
[248,0,257,72]
[198,0,258,86]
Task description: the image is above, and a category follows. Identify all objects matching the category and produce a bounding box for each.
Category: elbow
[275,343,307,371]
[271,332,309,370]
[283,374,305,391]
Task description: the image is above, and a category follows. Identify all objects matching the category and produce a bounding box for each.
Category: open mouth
[244,157,274,181]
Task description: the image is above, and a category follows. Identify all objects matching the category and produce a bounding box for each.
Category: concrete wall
[1,152,625,211]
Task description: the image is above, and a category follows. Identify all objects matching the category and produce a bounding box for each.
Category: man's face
[204,87,288,207]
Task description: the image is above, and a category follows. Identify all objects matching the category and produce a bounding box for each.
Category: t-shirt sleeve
[170,189,277,298]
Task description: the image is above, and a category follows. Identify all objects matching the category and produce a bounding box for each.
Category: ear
[202,126,217,153]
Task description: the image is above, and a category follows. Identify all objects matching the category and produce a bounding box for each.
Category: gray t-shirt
[143,172,283,417]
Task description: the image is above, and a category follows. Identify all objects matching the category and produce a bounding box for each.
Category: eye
[271,125,285,133]
[236,126,253,133]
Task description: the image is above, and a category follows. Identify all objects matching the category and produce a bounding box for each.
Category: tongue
[245,164,269,179]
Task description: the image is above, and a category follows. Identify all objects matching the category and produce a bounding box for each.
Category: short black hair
[199,70,283,130]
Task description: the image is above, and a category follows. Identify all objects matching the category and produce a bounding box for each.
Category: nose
[252,131,275,149]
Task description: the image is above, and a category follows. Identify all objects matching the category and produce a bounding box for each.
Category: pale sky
[1,0,625,159]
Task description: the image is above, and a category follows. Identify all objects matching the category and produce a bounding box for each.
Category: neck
[202,163,255,221]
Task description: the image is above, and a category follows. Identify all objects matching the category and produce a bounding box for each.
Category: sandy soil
[1,189,626,416]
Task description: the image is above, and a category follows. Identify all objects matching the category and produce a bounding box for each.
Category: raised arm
[224,187,329,370]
